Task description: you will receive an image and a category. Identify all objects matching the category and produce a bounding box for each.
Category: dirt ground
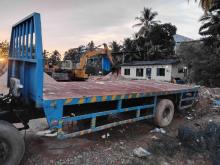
[19,99,220,165]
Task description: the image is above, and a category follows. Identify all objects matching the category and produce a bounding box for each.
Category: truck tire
[0,120,25,165]
[154,99,174,127]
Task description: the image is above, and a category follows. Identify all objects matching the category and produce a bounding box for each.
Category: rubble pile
[44,73,57,84]
[101,72,128,81]
[88,72,129,81]
[199,86,220,100]
[196,86,220,109]
[178,122,220,164]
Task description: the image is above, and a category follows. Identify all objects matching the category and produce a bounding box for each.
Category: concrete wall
[121,65,172,82]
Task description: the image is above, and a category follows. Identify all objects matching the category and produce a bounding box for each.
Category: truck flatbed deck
[44,79,197,100]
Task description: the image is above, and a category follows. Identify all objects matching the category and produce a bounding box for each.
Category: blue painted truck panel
[8,13,43,107]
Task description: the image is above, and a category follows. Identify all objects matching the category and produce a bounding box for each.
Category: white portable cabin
[121,59,187,82]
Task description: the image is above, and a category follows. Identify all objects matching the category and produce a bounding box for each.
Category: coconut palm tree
[133,8,159,37]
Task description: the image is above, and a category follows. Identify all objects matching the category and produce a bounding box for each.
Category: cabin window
[157,68,165,76]
[124,69,130,75]
[136,68,143,77]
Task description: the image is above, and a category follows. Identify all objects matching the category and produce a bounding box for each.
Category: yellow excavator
[52,44,115,81]
[72,43,114,80]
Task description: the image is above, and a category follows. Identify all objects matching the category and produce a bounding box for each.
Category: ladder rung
[179,104,193,110]
[181,97,195,102]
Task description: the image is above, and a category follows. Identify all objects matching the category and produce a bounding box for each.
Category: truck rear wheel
[0,120,25,165]
[154,99,174,127]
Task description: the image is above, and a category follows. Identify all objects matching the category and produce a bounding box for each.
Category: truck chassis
[43,80,198,139]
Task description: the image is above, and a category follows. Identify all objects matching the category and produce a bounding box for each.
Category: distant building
[121,59,187,82]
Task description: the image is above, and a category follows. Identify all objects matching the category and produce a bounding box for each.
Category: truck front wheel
[0,120,25,165]
[154,99,174,127]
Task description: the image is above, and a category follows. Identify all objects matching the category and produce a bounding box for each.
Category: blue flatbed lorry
[0,13,199,165]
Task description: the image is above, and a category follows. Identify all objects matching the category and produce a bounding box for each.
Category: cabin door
[146,68,152,79]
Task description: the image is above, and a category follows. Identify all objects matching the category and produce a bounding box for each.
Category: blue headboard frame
[8,13,44,107]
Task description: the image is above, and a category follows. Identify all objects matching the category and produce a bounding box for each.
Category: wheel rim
[163,108,171,119]
[0,140,9,162]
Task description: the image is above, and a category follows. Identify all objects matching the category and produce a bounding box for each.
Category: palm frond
[149,12,158,21]
[132,23,144,28]
[199,22,213,32]
[135,16,142,20]
[136,26,147,37]
[151,20,161,25]
[200,14,212,21]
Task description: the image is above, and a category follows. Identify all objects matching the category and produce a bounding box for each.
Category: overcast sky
[0,0,203,53]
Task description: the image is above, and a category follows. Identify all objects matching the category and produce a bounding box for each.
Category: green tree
[133,8,159,37]
[0,41,9,58]
[64,48,78,61]
[133,23,177,60]
[43,50,50,67]
[148,23,177,58]
[123,38,137,52]
[43,50,49,59]
[64,45,86,63]
[87,41,95,51]
[110,41,122,53]
[178,0,220,87]
[48,50,61,65]
[121,38,141,62]
[132,8,176,60]
[178,41,220,87]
